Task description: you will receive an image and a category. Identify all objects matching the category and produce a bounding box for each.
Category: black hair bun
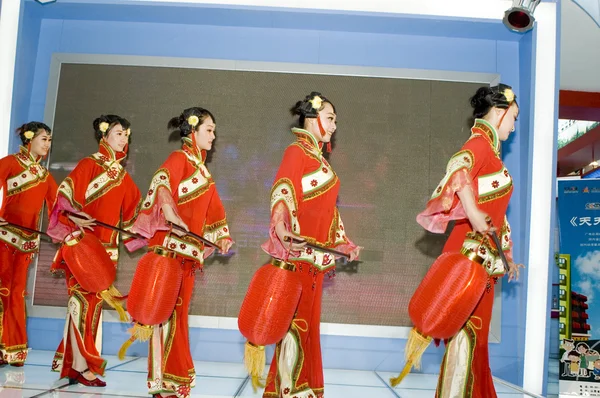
[168,107,216,138]
[16,121,51,145]
[470,87,493,111]
[470,84,516,119]
[290,91,325,119]
[92,114,129,142]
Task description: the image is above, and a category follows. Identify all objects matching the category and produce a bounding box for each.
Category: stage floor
[0,350,544,397]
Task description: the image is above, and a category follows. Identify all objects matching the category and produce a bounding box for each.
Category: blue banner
[558,179,600,393]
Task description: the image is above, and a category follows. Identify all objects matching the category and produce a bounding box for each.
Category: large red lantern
[61,231,115,292]
[118,247,183,359]
[60,231,127,322]
[409,251,488,339]
[238,258,302,390]
[390,248,489,387]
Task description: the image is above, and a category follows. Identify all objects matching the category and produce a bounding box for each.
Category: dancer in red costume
[416,84,524,398]
[0,122,57,366]
[129,107,233,398]
[262,92,360,398]
[48,115,141,387]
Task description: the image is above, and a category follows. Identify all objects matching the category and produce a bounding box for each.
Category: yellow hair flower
[99,122,110,133]
[503,88,515,104]
[188,115,199,127]
[309,96,323,110]
[23,131,35,140]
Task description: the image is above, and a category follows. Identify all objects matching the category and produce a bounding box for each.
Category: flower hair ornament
[309,96,323,110]
[503,88,515,104]
[23,131,35,140]
[188,115,199,127]
[99,122,110,134]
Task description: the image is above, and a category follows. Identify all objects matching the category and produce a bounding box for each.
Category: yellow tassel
[129,322,154,342]
[389,328,432,387]
[244,341,266,392]
[117,323,153,360]
[100,285,128,322]
[118,336,135,360]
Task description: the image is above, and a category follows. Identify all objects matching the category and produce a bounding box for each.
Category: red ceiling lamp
[503,0,541,33]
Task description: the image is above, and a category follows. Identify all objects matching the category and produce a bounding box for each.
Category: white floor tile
[375,371,438,390]
[191,376,245,397]
[104,357,248,380]
[0,364,64,390]
[323,368,385,387]
[101,357,146,373]
[235,381,263,398]
[323,384,398,398]
[497,395,537,398]
[41,392,141,398]
[23,349,56,366]
[193,361,248,379]
[393,389,435,398]
[0,386,48,398]
[237,381,397,398]
[56,370,244,397]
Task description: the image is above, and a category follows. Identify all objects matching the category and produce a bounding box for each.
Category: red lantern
[390,249,489,387]
[61,231,115,293]
[239,259,302,345]
[118,247,182,359]
[127,248,183,326]
[409,251,488,339]
[238,258,302,390]
[60,231,127,322]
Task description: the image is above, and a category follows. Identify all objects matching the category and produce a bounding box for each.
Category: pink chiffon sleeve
[125,187,178,251]
[47,196,78,242]
[416,168,472,234]
[261,201,299,259]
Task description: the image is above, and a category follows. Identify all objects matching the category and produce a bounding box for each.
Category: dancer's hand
[349,246,362,262]
[217,239,233,254]
[67,212,96,231]
[162,204,189,237]
[507,261,525,282]
[466,207,494,235]
[275,221,306,251]
[0,217,6,226]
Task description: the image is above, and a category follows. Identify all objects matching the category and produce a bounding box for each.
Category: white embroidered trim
[478,166,512,198]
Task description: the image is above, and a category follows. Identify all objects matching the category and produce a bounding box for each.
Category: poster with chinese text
[559,179,600,395]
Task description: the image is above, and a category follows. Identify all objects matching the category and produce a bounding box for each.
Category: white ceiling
[561,0,600,92]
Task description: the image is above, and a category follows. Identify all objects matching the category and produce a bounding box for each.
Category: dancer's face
[307,102,337,143]
[193,117,216,151]
[29,130,52,158]
[105,124,129,152]
[491,103,519,142]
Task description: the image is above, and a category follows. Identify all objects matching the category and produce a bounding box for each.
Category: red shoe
[10,363,24,367]
[67,368,80,385]
[67,368,106,387]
